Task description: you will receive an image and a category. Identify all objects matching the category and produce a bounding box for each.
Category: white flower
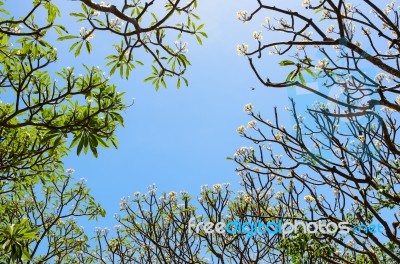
[274,191,283,200]
[375,73,386,82]
[13,27,21,33]
[168,191,177,201]
[119,198,127,208]
[236,10,249,23]
[315,59,329,69]
[345,3,353,13]
[243,195,252,203]
[247,120,256,128]
[253,31,263,41]
[374,140,382,148]
[275,132,283,141]
[243,103,253,112]
[66,168,75,174]
[236,125,246,134]
[79,27,95,40]
[326,25,335,33]
[304,195,315,203]
[236,43,249,55]
[213,184,222,192]
[147,184,157,195]
[322,10,331,18]
[362,28,371,35]
[99,1,111,7]
[333,188,339,197]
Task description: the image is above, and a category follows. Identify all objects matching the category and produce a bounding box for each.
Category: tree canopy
[1,0,400,263]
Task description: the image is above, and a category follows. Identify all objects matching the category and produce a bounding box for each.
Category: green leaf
[77,135,84,155]
[75,42,83,57]
[298,71,306,84]
[279,60,295,66]
[286,70,295,82]
[85,41,92,53]
[111,112,124,127]
[304,67,315,77]
[196,35,202,45]
[144,76,155,82]
[58,35,78,41]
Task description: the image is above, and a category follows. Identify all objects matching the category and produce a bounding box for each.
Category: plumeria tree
[0,0,205,262]
[88,0,400,263]
[233,0,400,262]
[79,183,293,263]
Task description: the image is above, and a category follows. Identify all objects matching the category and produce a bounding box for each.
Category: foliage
[0,219,38,262]
[62,0,206,90]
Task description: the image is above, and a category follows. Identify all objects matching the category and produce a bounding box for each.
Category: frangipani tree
[233,0,400,262]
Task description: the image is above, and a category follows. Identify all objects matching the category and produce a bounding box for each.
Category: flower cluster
[174,41,188,54]
[375,73,386,82]
[236,125,246,134]
[253,31,263,41]
[243,103,253,112]
[362,28,371,35]
[109,17,124,29]
[326,25,335,33]
[147,184,157,195]
[213,184,222,192]
[234,146,254,157]
[345,3,353,13]
[236,43,249,55]
[274,132,283,141]
[247,120,256,128]
[66,168,75,175]
[119,197,128,208]
[12,25,23,33]
[304,195,316,203]
[315,59,329,69]
[79,27,95,40]
[236,10,249,23]
[99,1,111,7]
[168,191,177,202]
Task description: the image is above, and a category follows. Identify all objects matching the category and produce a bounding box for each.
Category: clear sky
[10,0,306,229]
